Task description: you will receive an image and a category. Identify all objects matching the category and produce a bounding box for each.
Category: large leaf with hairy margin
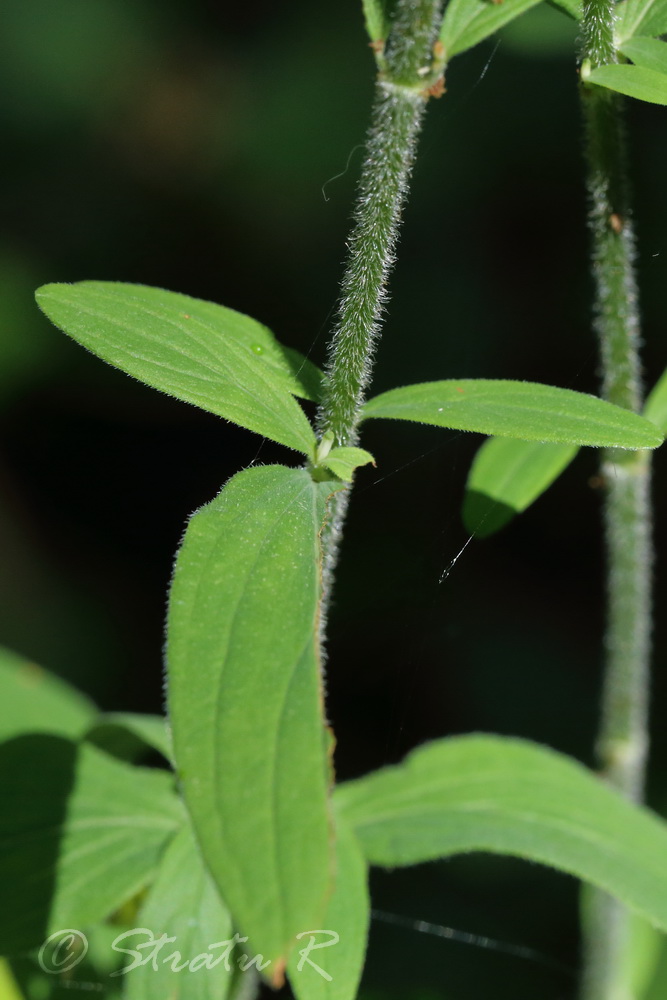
[462,438,578,537]
[587,63,667,103]
[288,815,369,1000]
[335,735,667,931]
[0,735,184,954]
[615,0,667,43]
[362,379,664,448]
[35,282,319,456]
[168,465,343,984]
[0,646,96,742]
[123,825,235,1000]
[440,0,541,59]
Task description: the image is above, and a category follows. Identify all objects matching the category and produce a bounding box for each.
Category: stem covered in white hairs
[579,0,653,996]
[315,0,444,609]
[317,0,444,447]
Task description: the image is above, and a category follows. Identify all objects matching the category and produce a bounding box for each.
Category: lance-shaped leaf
[362,379,664,448]
[362,0,389,44]
[167,465,343,983]
[620,37,667,73]
[124,825,236,1000]
[462,438,578,537]
[0,735,184,955]
[614,0,667,43]
[0,646,96,742]
[440,0,542,60]
[85,712,173,764]
[288,815,369,1000]
[35,282,319,456]
[335,735,667,932]
[644,367,667,433]
[586,63,667,104]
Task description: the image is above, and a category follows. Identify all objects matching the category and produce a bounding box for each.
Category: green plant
[2,1,667,998]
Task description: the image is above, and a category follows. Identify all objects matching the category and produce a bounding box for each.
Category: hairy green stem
[579,2,653,996]
[317,0,444,447]
[317,84,427,446]
[315,0,444,605]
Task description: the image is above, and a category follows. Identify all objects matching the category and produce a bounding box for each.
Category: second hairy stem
[580,2,653,997]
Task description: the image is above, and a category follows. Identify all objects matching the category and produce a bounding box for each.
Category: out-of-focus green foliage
[0,645,96,741]
[0,736,183,954]
[462,437,578,537]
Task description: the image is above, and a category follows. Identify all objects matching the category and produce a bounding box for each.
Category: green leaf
[620,36,667,72]
[644,367,667,432]
[85,712,173,764]
[462,438,578,537]
[440,0,542,60]
[35,282,319,456]
[501,2,580,51]
[124,825,236,1000]
[362,379,664,448]
[288,816,369,1000]
[626,916,665,996]
[361,0,388,43]
[639,1,667,37]
[643,933,667,999]
[0,960,23,1000]
[615,0,667,43]
[167,465,344,981]
[0,735,184,954]
[319,446,375,482]
[578,892,666,996]
[0,646,96,742]
[587,63,667,103]
[335,735,667,933]
[547,0,582,21]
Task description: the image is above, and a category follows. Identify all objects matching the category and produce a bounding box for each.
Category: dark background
[1,1,666,997]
